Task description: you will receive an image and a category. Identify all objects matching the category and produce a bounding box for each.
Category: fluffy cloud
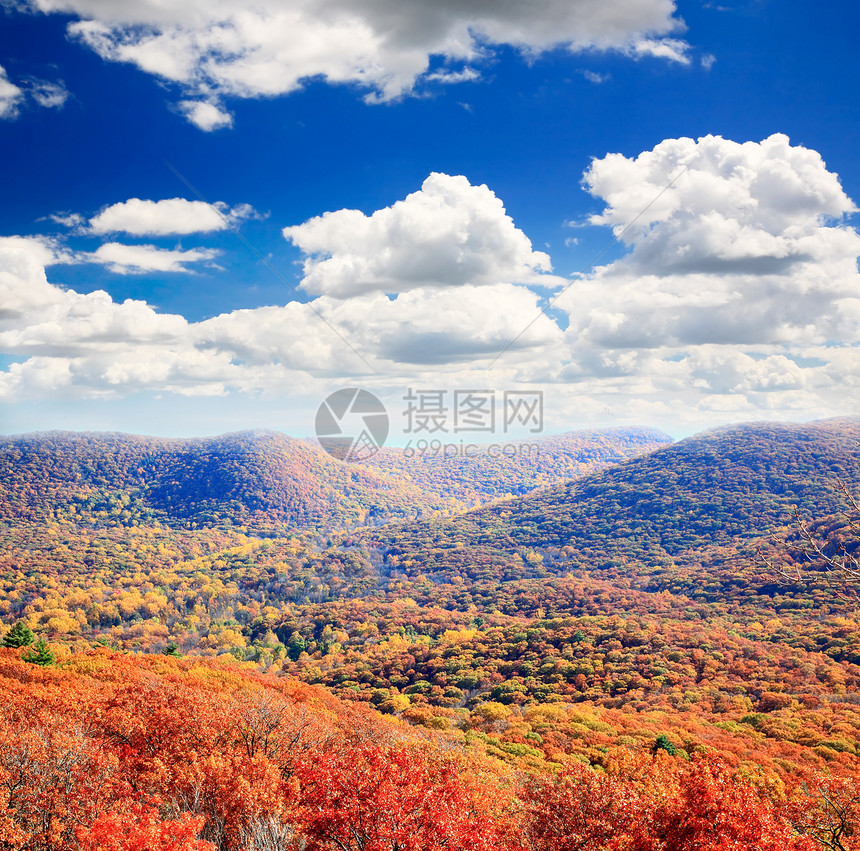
[177,100,233,132]
[197,284,562,373]
[0,238,68,318]
[0,65,24,119]
[0,237,248,400]
[0,232,560,402]
[0,237,187,357]
[585,133,855,261]
[543,133,860,429]
[89,243,220,274]
[15,0,688,125]
[362,285,561,365]
[49,212,86,228]
[562,133,860,350]
[0,66,70,118]
[89,197,254,235]
[2,141,858,434]
[284,173,561,298]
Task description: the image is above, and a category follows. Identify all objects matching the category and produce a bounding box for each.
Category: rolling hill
[0,429,426,531]
[2,416,860,793]
[0,426,671,531]
[373,417,860,585]
[364,426,671,501]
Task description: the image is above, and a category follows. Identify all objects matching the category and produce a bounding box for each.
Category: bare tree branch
[755,479,860,601]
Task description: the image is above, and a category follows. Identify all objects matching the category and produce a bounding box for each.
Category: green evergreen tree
[21,637,55,666]
[163,641,181,658]
[2,621,35,648]
[287,631,307,661]
[653,733,677,756]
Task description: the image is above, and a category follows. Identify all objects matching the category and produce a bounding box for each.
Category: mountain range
[2,416,860,789]
[0,425,670,530]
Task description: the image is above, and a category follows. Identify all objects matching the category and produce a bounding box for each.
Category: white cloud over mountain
[196,284,561,374]
[551,134,860,423]
[0,236,187,363]
[585,133,855,267]
[1,140,858,432]
[561,133,860,352]
[17,0,689,127]
[0,223,560,401]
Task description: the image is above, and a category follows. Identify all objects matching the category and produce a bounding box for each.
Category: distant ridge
[363,425,672,500]
[375,416,860,573]
[0,425,671,531]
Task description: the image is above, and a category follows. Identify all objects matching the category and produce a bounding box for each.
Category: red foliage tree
[295,743,509,851]
[76,803,213,851]
[523,755,817,851]
[786,772,860,851]
[522,759,641,850]
[647,757,816,851]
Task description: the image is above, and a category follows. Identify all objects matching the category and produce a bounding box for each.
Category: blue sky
[0,0,858,440]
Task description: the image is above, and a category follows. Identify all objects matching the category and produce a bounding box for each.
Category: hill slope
[376,417,860,576]
[0,430,427,530]
[364,426,672,501]
[0,426,671,531]
[2,418,860,789]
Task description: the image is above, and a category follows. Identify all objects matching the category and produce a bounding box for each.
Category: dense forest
[2,417,860,849]
[0,426,669,530]
[4,650,850,850]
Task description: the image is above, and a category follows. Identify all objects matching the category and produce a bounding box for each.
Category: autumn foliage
[0,648,849,851]
[77,805,212,851]
[297,744,505,851]
[2,423,860,849]
[522,753,823,851]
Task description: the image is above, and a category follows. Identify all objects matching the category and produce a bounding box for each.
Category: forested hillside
[375,417,860,568]
[0,430,430,530]
[0,426,670,530]
[365,426,672,501]
[2,418,860,849]
[2,649,842,851]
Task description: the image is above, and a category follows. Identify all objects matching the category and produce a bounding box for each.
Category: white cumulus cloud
[196,284,563,372]
[0,65,24,119]
[0,237,187,358]
[89,197,254,235]
[285,173,562,298]
[1,140,858,435]
[561,133,860,350]
[0,66,70,118]
[14,0,689,126]
[542,133,860,429]
[89,242,220,274]
[177,99,233,131]
[0,230,562,402]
